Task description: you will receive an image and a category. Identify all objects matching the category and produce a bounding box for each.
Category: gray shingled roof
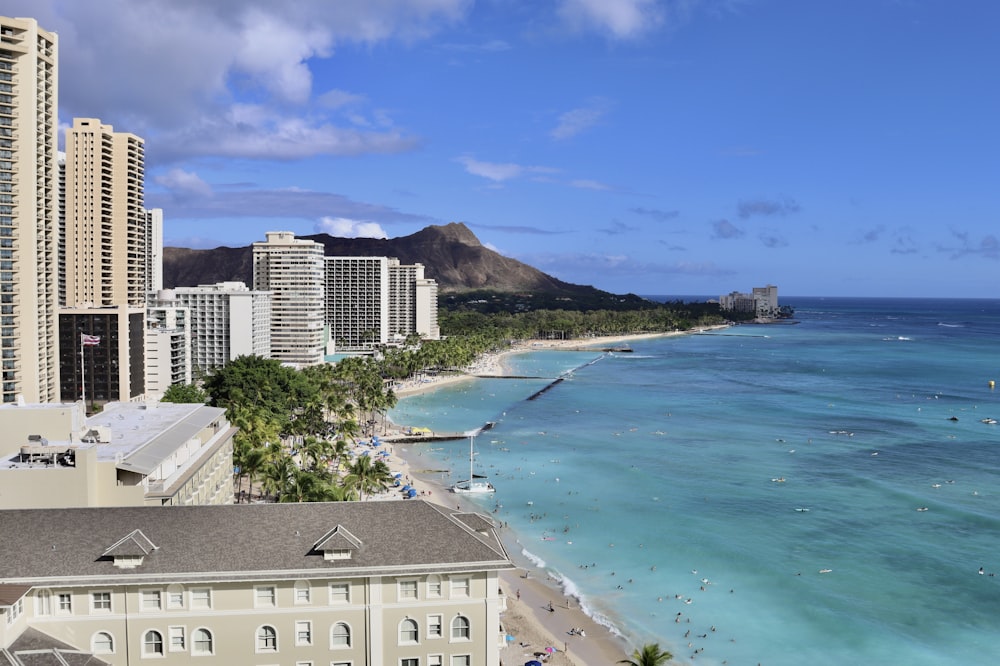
[0,500,510,586]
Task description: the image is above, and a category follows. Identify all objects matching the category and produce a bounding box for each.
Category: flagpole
[79,333,86,406]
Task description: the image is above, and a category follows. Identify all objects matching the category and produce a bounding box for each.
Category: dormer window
[311,525,362,562]
[101,528,157,569]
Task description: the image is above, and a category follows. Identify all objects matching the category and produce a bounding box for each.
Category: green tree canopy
[160,382,208,404]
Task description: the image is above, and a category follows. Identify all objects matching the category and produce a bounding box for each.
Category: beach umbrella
[393,472,402,478]
[525,662,543,666]
[545,646,556,653]
[402,485,411,491]
[407,489,417,498]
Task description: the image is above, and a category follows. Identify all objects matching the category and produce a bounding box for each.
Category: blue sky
[15,0,1000,297]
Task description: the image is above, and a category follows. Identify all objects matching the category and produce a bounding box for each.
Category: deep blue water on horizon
[389,297,1000,665]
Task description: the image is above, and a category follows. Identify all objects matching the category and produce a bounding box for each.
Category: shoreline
[377,329,724,663]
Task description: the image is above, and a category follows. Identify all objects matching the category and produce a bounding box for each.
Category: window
[451,616,470,641]
[255,586,276,608]
[428,656,443,666]
[426,575,442,598]
[450,657,470,666]
[450,578,470,598]
[427,614,443,639]
[190,588,211,610]
[293,580,311,604]
[141,590,162,611]
[399,618,419,644]
[143,630,164,657]
[401,660,419,666]
[192,628,213,655]
[295,620,312,646]
[331,622,351,648]
[169,626,185,652]
[399,580,418,600]
[92,631,114,655]
[167,585,184,609]
[36,590,52,616]
[91,591,111,612]
[257,625,277,652]
[332,663,351,666]
[57,592,72,613]
[329,582,349,604]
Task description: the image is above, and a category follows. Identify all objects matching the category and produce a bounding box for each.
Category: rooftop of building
[0,401,227,474]
[0,500,511,585]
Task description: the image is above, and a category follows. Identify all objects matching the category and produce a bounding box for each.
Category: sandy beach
[372,331,715,664]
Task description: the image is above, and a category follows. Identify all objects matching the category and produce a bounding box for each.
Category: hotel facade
[0,501,511,666]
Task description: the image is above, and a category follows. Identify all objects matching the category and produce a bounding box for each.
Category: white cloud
[571,179,612,191]
[557,0,664,39]
[551,99,612,140]
[456,156,558,183]
[153,168,213,197]
[315,217,389,239]
[7,0,471,162]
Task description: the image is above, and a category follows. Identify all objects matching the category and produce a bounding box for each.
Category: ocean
[388,297,1000,665]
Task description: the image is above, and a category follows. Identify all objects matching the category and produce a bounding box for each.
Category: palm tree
[618,643,673,666]
[239,446,267,503]
[343,454,394,501]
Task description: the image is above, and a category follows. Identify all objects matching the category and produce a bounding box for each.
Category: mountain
[162,223,619,301]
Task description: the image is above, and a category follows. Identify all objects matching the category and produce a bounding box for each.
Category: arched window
[426,574,442,597]
[399,618,419,644]
[92,631,114,655]
[256,625,277,652]
[192,628,213,655]
[35,589,52,616]
[331,622,351,648]
[143,630,163,656]
[293,579,311,604]
[451,615,471,641]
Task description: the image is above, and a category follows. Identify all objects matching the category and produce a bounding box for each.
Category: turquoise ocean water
[389,298,1000,665]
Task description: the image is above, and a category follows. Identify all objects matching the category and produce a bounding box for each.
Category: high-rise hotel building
[253,232,325,366]
[324,256,390,351]
[63,117,146,308]
[0,17,60,404]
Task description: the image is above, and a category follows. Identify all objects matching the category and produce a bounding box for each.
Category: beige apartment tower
[64,117,147,307]
[0,17,60,404]
[253,232,325,366]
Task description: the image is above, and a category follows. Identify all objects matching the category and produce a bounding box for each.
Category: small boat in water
[451,435,495,494]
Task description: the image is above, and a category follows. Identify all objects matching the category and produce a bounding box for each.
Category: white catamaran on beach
[451,435,495,494]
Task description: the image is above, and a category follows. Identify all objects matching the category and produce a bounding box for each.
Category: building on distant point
[150,282,271,374]
[144,303,191,396]
[0,16,61,404]
[0,501,510,665]
[253,232,325,366]
[720,284,781,319]
[0,399,235,509]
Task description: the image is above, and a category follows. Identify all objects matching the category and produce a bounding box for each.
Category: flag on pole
[81,334,101,347]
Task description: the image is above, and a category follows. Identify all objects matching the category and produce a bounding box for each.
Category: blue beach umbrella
[525,661,543,666]
[407,489,417,498]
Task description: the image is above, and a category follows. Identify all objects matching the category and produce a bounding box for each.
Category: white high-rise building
[253,232,325,366]
[0,17,60,404]
[145,303,191,395]
[145,207,163,295]
[151,282,271,374]
[388,259,440,342]
[324,256,389,351]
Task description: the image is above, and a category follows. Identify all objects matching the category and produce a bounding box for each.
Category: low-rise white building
[0,400,235,509]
